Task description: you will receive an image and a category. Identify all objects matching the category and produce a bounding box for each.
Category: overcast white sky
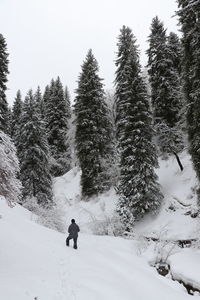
[0,0,179,105]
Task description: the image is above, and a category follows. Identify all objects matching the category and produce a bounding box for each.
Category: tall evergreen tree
[176,0,200,198]
[34,86,43,114]
[18,90,53,207]
[42,84,50,119]
[64,86,72,119]
[115,26,163,227]
[11,90,23,140]
[147,17,167,122]
[0,34,9,133]
[166,32,183,126]
[7,106,12,137]
[43,84,50,104]
[0,131,21,206]
[11,90,24,167]
[147,17,183,154]
[168,32,182,75]
[64,85,74,167]
[45,77,71,176]
[74,49,113,198]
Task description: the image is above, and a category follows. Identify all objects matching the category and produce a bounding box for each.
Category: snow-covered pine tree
[0,34,9,133]
[147,17,184,155]
[167,32,182,76]
[11,90,24,170]
[64,85,75,166]
[42,84,50,119]
[168,31,187,133]
[45,77,71,176]
[11,90,23,141]
[43,84,50,103]
[34,86,43,115]
[64,86,72,119]
[18,90,53,208]
[147,17,167,123]
[48,79,55,99]
[6,106,12,137]
[176,0,200,199]
[155,32,184,154]
[0,131,21,206]
[115,26,163,227]
[166,32,183,127]
[74,49,113,198]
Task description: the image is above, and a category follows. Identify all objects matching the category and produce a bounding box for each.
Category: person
[66,219,80,249]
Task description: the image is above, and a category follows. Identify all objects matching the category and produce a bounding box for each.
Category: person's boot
[73,245,77,249]
[66,239,69,247]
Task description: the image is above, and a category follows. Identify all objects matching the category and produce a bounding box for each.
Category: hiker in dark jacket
[66,219,80,249]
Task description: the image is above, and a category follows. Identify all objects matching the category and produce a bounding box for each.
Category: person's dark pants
[66,235,78,249]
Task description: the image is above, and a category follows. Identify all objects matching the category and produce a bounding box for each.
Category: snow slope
[135,151,199,240]
[54,151,199,239]
[0,198,195,300]
[1,151,200,299]
[53,167,117,233]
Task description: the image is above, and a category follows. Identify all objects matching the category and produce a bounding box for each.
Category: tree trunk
[173,151,183,171]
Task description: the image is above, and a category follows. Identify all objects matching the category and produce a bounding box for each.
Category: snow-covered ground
[0,198,197,300]
[135,151,199,240]
[1,151,200,299]
[169,249,200,292]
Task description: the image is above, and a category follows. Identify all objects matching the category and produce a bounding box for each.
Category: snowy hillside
[135,151,199,240]
[0,197,198,300]
[1,151,200,299]
[54,151,199,239]
[53,167,117,234]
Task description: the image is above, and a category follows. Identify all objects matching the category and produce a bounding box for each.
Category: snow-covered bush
[154,239,177,266]
[0,131,21,206]
[23,196,66,233]
[90,214,125,236]
[37,204,66,233]
[23,196,42,216]
[135,235,150,256]
[151,228,177,266]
